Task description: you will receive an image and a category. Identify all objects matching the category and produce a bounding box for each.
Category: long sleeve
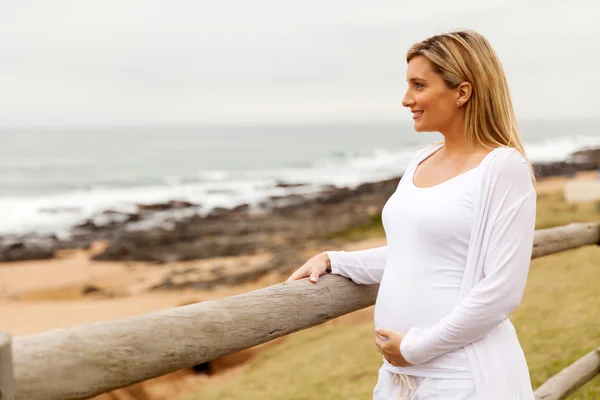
[325,246,387,284]
[400,152,537,365]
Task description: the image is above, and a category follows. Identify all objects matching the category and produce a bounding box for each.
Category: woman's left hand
[374,327,412,367]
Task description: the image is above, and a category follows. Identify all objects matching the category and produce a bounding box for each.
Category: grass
[514,246,600,397]
[186,323,382,400]
[535,191,600,229]
[187,189,600,399]
[325,214,384,242]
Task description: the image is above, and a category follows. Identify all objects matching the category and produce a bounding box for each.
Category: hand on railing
[285,252,331,284]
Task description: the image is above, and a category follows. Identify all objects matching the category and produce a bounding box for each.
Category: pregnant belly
[374,271,461,332]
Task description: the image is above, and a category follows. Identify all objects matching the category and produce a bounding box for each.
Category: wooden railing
[0,222,598,400]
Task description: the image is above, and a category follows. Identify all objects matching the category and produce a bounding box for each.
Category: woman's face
[402,55,461,133]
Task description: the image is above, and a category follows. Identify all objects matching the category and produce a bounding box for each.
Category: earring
[457,101,460,106]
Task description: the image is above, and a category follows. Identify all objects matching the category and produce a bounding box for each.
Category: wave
[525,135,600,162]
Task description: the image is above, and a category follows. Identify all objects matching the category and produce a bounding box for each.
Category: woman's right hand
[285,252,331,284]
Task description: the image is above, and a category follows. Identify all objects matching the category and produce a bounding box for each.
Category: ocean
[2,121,599,236]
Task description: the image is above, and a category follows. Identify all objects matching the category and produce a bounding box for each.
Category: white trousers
[373,366,477,400]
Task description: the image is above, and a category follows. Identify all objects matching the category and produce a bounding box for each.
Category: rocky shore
[2,148,599,270]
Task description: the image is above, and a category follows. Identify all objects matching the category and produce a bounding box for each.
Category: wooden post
[0,330,15,400]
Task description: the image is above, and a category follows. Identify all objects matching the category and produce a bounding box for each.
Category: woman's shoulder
[486,146,530,173]
[489,146,527,161]
[485,146,535,193]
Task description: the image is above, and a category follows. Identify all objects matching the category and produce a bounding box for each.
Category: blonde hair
[407,30,536,182]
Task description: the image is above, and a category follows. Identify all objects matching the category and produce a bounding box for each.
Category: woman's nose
[402,91,413,108]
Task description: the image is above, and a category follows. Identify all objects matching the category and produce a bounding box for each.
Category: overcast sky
[1,0,599,126]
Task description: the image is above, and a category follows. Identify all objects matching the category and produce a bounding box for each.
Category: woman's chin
[413,122,426,132]
[413,120,434,133]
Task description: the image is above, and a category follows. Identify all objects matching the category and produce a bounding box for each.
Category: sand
[535,170,596,194]
[0,248,282,336]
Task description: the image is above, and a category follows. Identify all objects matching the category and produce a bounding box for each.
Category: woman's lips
[412,110,424,120]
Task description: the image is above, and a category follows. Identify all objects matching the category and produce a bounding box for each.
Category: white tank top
[375,157,481,378]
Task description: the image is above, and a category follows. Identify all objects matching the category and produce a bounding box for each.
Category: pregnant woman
[286,30,537,399]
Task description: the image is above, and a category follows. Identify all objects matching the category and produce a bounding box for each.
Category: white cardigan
[331,143,537,399]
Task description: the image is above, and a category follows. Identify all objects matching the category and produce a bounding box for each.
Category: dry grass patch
[186,322,382,400]
[512,245,600,397]
[535,191,600,229]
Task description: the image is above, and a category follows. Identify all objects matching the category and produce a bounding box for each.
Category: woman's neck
[439,123,484,156]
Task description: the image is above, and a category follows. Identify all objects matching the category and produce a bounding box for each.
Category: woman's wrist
[322,252,332,272]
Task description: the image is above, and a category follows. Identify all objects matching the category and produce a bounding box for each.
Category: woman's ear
[457,82,472,107]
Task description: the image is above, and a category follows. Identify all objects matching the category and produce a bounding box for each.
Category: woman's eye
[414,82,424,89]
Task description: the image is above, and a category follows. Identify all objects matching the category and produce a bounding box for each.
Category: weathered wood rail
[0,331,14,400]
[534,347,600,400]
[1,222,598,400]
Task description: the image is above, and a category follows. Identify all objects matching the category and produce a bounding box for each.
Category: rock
[82,284,102,295]
[92,176,401,264]
[568,148,600,164]
[206,207,230,219]
[533,148,600,179]
[0,235,56,262]
[75,220,98,230]
[150,263,273,290]
[231,204,250,213]
[54,232,93,251]
[136,200,197,211]
[275,181,307,188]
[102,210,142,223]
